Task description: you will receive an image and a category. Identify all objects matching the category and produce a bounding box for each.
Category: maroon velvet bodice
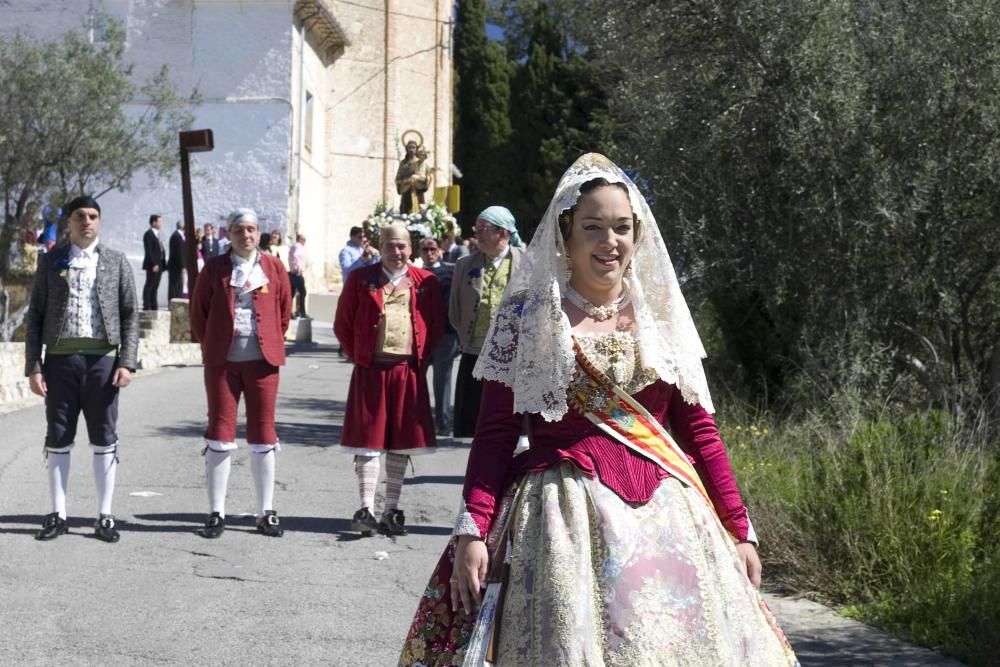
[462,379,753,542]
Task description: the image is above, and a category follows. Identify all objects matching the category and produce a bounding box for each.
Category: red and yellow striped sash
[572,340,716,514]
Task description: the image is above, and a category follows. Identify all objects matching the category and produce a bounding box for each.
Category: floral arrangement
[364,200,456,248]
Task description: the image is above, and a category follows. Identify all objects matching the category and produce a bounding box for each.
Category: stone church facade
[0,0,454,287]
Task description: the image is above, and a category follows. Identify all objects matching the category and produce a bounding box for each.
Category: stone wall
[0,314,202,411]
[0,343,35,407]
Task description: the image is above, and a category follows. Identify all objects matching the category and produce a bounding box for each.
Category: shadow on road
[148,416,342,448]
[0,514,91,536]
[285,343,340,359]
[132,512,345,535]
[407,475,464,486]
[129,513,449,538]
[0,514,195,537]
[274,421,340,448]
[281,396,345,414]
[152,420,208,439]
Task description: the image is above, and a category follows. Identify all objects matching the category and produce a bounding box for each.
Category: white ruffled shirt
[60,238,106,340]
[230,250,269,336]
[382,266,408,287]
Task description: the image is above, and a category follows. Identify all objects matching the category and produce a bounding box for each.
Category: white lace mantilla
[473,153,714,421]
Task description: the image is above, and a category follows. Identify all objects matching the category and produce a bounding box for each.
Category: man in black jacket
[201,222,220,259]
[141,214,165,310]
[167,220,185,300]
[25,195,140,543]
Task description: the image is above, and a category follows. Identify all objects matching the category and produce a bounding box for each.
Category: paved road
[0,325,962,666]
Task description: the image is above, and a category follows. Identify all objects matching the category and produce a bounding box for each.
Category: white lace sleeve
[743,515,759,546]
[452,498,481,538]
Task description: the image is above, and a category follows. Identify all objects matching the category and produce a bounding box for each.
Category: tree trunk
[0,279,29,341]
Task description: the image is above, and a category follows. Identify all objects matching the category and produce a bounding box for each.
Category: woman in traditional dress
[399,154,798,666]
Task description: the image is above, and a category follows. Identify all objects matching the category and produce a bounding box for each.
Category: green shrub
[723,400,1000,665]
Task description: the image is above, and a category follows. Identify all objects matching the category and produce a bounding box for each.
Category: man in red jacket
[190,208,292,539]
[334,223,443,536]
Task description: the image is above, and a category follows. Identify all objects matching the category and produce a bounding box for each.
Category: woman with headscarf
[400,155,798,666]
[449,205,525,438]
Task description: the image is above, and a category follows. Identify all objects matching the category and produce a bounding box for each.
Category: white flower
[408,223,432,238]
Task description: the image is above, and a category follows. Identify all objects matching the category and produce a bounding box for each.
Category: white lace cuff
[744,516,759,546]
[452,499,482,538]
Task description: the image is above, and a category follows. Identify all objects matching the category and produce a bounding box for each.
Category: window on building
[304,91,314,154]
[86,9,110,44]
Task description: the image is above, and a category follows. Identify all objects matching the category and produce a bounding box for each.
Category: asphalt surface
[0,323,963,666]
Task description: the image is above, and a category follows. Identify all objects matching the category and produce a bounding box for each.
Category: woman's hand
[736,542,762,588]
[451,535,489,615]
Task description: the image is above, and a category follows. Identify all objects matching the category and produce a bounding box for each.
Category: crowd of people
[22,154,799,665]
[140,216,305,314]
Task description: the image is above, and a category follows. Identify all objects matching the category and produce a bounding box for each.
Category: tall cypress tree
[453,0,513,232]
[506,3,610,238]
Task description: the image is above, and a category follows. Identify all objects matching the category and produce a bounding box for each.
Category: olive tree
[574,0,1000,412]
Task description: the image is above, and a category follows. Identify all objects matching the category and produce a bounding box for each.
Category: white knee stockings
[92,445,118,516]
[250,449,275,515]
[354,455,380,511]
[205,447,232,517]
[46,443,118,518]
[384,453,409,511]
[205,444,277,517]
[354,453,409,512]
[47,452,70,519]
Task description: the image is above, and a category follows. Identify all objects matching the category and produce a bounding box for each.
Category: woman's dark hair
[558,178,641,243]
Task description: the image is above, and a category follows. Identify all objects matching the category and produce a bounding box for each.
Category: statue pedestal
[169,299,192,343]
[286,317,312,344]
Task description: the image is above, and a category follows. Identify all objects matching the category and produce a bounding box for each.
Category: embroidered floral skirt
[400,463,798,666]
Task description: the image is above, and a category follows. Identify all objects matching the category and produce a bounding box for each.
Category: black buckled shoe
[351,507,379,537]
[94,514,120,543]
[198,512,226,539]
[256,510,284,537]
[35,512,68,541]
[379,509,408,536]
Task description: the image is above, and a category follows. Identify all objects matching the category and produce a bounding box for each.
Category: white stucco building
[0,0,454,288]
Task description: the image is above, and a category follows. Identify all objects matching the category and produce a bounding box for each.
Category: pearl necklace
[565,283,631,321]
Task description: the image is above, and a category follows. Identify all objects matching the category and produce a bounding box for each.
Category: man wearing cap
[334,223,443,536]
[449,206,525,438]
[190,208,292,539]
[25,195,139,543]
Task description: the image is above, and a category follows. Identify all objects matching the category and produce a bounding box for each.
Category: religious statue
[395,130,432,214]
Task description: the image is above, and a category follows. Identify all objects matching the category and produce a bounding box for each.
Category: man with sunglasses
[418,238,458,434]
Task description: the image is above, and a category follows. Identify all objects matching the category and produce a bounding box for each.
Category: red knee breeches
[203,360,280,444]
